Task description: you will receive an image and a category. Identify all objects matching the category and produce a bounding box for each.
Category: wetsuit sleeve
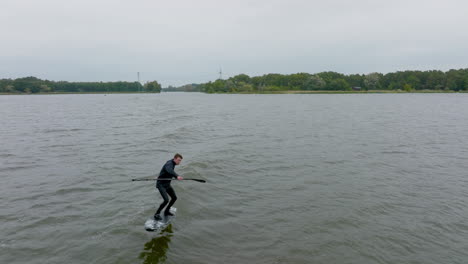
[163,162,179,178]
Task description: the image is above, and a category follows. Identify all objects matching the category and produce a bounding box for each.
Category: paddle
[131,178,206,183]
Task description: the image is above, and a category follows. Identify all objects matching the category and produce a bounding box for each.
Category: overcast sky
[1,0,468,86]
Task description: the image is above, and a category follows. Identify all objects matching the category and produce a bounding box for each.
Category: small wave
[24,215,80,229]
[381,151,409,154]
[0,165,39,172]
[54,187,95,195]
[9,192,50,202]
[42,128,69,133]
[186,162,209,169]
[10,186,99,203]
[323,216,363,230]
[42,128,87,133]
[323,160,348,165]
[46,144,76,148]
[357,201,398,217]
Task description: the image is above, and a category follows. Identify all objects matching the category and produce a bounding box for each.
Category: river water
[1,93,467,264]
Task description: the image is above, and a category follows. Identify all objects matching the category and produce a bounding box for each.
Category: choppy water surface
[1,93,468,264]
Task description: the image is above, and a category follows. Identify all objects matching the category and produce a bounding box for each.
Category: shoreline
[1,90,466,95]
[208,89,466,94]
[0,92,159,95]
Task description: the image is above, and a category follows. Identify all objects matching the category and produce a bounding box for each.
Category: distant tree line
[199,69,468,93]
[0,77,162,93]
[163,84,201,92]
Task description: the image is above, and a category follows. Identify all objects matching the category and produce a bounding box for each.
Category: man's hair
[174,153,183,159]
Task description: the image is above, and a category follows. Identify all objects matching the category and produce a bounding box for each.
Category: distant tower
[219,67,222,80]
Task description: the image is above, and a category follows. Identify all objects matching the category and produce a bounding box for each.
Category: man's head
[173,153,183,165]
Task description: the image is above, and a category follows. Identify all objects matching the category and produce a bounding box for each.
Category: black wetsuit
[155,160,179,216]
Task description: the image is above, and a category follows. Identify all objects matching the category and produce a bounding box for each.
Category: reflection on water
[139,225,173,264]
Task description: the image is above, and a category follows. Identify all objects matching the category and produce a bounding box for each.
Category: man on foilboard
[154,153,184,220]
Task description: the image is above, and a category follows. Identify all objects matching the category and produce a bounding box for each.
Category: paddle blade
[187,179,206,183]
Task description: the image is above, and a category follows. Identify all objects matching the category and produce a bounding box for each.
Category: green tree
[288,73,310,90]
[144,81,162,93]
[230,74,251,84]
[303,75,326,90]
[5,85,17,93]
[328,79,350,91]
[403,83,413,92]
[364,72,381,90]
[425,70,445,90]
[346,74,365,88]
[225,80,236,92]
[203,82,215,93]
[212,79,227,92]
[317,71,345,84]
[40,84,52,93]
[238,82,254,92]
[406,75,421,90]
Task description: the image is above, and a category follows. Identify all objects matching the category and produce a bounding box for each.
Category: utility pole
[219,67,222,80]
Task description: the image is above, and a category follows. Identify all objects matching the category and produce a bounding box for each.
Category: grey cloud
[1,0,467,86]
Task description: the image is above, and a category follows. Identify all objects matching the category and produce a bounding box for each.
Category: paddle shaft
[131,178,206,183]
